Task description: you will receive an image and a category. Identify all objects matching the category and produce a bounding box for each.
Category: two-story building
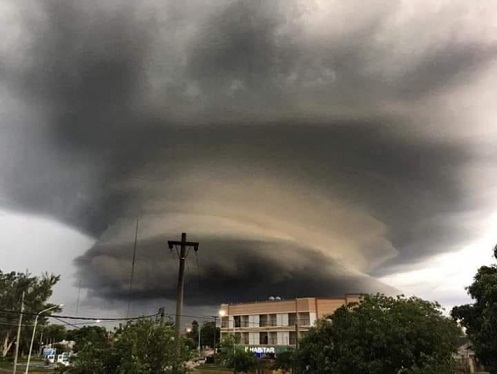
[218,295,360,356]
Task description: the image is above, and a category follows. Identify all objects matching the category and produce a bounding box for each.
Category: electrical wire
[0,309,158,322]
[0,309,309,330]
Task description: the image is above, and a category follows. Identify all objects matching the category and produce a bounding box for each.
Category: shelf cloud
[1,0,497,307]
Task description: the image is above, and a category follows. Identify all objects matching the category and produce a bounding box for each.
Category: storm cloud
[1,0,497,308]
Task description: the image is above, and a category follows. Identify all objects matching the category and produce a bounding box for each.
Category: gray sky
[1,0,497,319]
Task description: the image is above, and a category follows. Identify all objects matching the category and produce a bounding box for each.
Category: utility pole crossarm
[168,232,199,373]
[168,240,199,247]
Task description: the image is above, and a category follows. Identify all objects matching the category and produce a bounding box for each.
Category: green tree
[297,294,460,374]
[185,320,221,351]
[452,245,497,373]
[185,320,199,350]
[0,271,60,357]
[273,350,295,373]
[226,349,257,374]
[200,321,220,349]
[41,324,67,345]
[67,326,108,353]
[218,334,256,373]
[217,334,239,359]
[70,319,186,374]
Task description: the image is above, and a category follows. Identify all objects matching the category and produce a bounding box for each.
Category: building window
[259,314,268,327]
[269,332,277,345]
[234,316,241,328]
[288,313,297,326]
[221,316,229,328]
[289,331,297,345]
[268,314,277,326]
[298,312,310,326]
[241,315,249,327]
[259,332,268,345]
[242,332,249,344]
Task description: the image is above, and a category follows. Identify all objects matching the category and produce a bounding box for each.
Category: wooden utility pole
[168,233,199,371]
[13,292,24,374]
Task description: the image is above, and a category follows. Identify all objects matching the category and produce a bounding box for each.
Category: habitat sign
[245,346,275,354]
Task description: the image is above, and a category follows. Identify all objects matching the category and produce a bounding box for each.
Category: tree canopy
[69,318,187,374]
[452,245,497,373]
[200,321,220,349]
[295,294,460,374]
[185,320,220,350]
[218,334,256,374]
[0,270,60,357]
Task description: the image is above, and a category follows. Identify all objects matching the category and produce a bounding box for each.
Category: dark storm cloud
[75,236,395,306]
[394,43,497,99]
[1,0,497,307]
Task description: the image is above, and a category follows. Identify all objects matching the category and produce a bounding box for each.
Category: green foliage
[452,246,497,372]
[273,350,295,372]
[69,319,187,374]
[200,321,220,349]
[0,270,60,357]
[217,334,256,373]
[225,349,257,373]
[67,326,108,353]
[185,320,199,350]
[217,334,239,358]
[297,294,460,374]
[184,320,220,352]
[42,324,68,344]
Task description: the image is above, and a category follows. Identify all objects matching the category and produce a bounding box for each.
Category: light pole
[219,310,236,374]
[218,310,233,331]
[198,325,201,355]
[25,304,63,374]
[13,292,25,374]
[187,325,201,355]
[218,310,226,341]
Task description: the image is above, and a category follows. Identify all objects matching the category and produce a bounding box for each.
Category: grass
[0,359,56,373]
[196,363,233,373]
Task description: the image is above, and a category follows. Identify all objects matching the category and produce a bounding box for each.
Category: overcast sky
[1,0,497,321]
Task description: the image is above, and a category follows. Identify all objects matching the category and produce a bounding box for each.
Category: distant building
[218,295,360,357]
[454,336,487,373]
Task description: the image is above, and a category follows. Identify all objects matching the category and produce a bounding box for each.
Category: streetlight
[186,326,201,355]
[25,304,63,374]
[219,309,236,374]
[197,325,201,355]
[219,310,236,339]
[218,310,227,342]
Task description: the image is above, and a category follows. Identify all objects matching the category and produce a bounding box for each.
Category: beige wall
[220,295,361,318]
[316,299,347,318]
[222,298,317,316]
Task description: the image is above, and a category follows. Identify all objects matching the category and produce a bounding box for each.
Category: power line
[0,309,312,329]
[0,309,158,322]
[51,313,158,321]
[51,316,82,329]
